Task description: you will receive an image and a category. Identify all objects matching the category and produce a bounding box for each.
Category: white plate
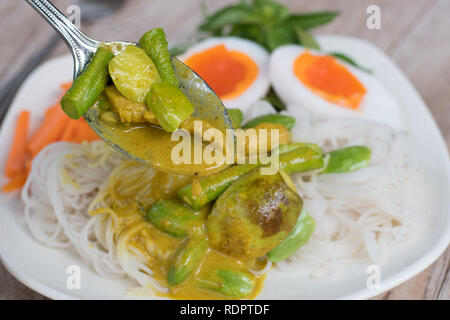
[0,35,449,300]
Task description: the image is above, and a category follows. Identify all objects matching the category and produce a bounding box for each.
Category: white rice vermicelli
[22,101,427,285]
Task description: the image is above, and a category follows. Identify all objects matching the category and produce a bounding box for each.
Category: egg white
[179,37,270,112]
[270,45,405,130]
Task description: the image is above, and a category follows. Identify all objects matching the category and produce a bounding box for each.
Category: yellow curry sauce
[91,166,265,299]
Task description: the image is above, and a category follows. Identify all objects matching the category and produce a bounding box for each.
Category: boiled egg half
[270,45,404,130]
[179,37,270,112]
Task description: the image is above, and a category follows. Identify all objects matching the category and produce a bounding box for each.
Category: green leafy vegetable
[287,11,340,30]
[295,27,320,50]
[331,52,373,74]
[263,88,286,111]
[199,0,338,51]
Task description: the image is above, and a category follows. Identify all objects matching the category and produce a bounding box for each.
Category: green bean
[227,108,244,128]
[322,146,371,174]
[242,114,296,130]
[108,45,160,104]
[267,209,315,262]
[61,47,113,119]
[196,269,255,298]
[147,200,201,237]
[271,142,322,156]
[139,28,179,87]
[167,234,208,286]
[178,146,323,210]
[146,82,194,132]
[279,146,324,174]
[178,163,258,210]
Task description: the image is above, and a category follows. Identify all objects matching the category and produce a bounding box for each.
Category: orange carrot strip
[2,172,27,193]
[25,160,32,175]
[5,111,30,179]
[60,82,72,92]
[60,119,80,142]
[28,105,69,157]
[72,119,100,143]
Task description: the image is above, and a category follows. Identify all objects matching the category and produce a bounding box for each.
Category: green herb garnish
[200,0,338,51]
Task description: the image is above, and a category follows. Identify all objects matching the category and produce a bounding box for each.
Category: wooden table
[0,0,448,300]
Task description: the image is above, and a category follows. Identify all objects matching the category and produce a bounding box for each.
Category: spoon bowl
[26,0,235,175]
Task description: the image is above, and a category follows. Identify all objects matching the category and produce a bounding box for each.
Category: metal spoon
[25,0,234,175]
[0,0,125,123]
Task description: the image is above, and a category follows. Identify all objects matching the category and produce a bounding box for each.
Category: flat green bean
[178,146,323,210]
[178,163,258,210]
[167,234,208,286]
[61,47,113,119]
[271,142,322,156]
[242,114,296,130]
[267,209,315,262]
[147,200,201,237]
[196,269,255,298]
[322,146,371,174]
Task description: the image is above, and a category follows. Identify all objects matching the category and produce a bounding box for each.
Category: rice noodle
[22,101,427,289]
[249,103,426,278]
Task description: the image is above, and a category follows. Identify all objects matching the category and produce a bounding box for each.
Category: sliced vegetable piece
[271,142,322,156]
[146,82,194,132]
[108,45,160,104]
[242,114,296,130]
[5,110,30,179]
[178,146,323,210]
[267,209,315,262]
[139,28,179,87]
[278,146,324,175]
[61,47,113,119]
[147,200,202,237]
[197,269,255,298]
[322,146,371,174]
[167,234,208,286]
[178,163,258,210]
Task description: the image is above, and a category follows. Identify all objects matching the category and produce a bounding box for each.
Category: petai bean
[147,200,201,237]
[267,209,315,262]
[167,234,208,286]
[242,114,296,130]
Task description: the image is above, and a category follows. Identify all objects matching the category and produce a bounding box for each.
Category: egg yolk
[185,44,258,99]
[294,51,367,109]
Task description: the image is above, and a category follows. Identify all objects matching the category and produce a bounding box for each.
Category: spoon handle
[25,0,99,77]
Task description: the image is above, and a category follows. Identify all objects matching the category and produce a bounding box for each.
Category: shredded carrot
[3,82,101,193]
[2,172,27,193]
[5,110,30,179]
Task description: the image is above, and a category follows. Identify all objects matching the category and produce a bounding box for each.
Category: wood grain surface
[0,0,448,300]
